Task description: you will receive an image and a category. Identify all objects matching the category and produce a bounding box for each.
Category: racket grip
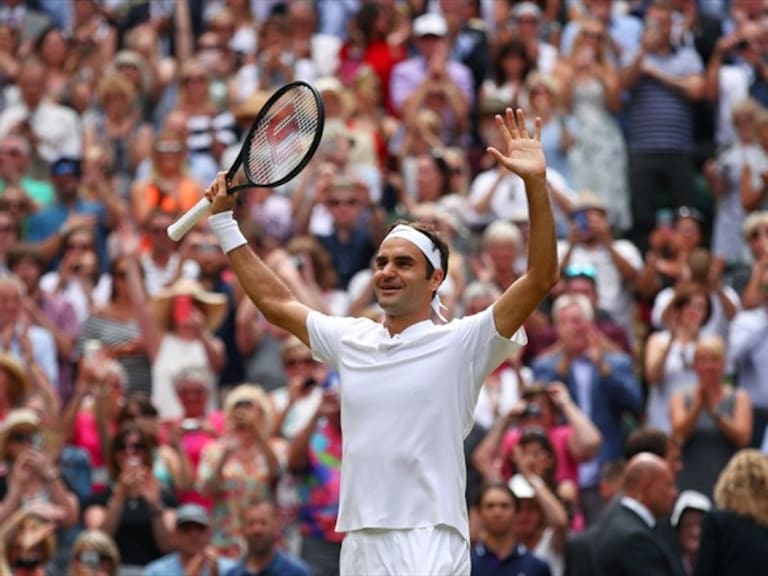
[167,198,212,241]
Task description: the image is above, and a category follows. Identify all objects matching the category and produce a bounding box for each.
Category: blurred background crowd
[1,0,768,575]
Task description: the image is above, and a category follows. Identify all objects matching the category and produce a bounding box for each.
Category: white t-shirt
[307,306,526,541]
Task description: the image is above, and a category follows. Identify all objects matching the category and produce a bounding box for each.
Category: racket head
[228,81,325,192]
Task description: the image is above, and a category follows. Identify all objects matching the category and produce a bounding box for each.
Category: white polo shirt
[307,305,526,541]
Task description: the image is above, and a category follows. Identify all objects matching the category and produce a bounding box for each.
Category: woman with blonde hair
[67,529,120,576]
[670,335,753,497]
[196,384,281,557]
[692,449,768,575]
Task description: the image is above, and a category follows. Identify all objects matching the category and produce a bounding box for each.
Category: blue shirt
[224,551,311,576]
[25,198,109,273]
[144,552,237,576]
[471,543,552,576]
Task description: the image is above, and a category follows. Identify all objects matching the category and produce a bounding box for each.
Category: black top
[693,509,768,576]
[87,487,177,566]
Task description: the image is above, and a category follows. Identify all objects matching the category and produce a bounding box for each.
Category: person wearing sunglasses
[0,409,79,530]
[67,529,120,576]
[196,384,280,558]
[83,424,177,575]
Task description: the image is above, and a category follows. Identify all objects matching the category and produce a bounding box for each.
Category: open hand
[486,109,546,181]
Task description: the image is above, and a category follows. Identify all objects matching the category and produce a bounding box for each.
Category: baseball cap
[175,504,210,528]
[671,490,711,528]
[50,157,82,177]
[512,2,543,21]
[413,13,447,38]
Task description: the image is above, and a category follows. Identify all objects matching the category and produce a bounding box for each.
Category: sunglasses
[117,441,146,452]
[749,227,768,241]
[67,241,93,250]
[284,357,315,368]
[233,399,254,410]
[12,557,43,570]
[563,264,597,280]
[0,148,23,157]
[154,142,184,154]
[0,224,14,233]
[8,431,35,444]
[328,198,358,208]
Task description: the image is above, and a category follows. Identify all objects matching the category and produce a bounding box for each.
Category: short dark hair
[476,481,518,509]
[625,427,670,460]
[6,244,44,271]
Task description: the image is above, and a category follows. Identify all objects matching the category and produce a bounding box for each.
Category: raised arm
[486,109,559,338]
[205,172,312,345]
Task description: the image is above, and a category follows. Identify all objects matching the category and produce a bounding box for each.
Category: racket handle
[167,198,212,241]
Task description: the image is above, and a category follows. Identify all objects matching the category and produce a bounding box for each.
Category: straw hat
[572,190,607,213]
[233,90,271,121]
[0,353,30,407]
[0,408,40,461]
[151,279,228,332]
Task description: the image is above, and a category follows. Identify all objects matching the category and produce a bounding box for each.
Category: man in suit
[594,453,683,576]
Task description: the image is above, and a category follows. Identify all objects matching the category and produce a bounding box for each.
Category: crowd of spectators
[1,0,768,574]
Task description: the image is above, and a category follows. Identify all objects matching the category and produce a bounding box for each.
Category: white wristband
[208,211,247,254]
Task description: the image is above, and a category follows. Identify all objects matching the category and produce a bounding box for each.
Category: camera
[521,403,542,419]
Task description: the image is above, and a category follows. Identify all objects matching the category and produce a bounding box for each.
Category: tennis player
[204,108,558,575]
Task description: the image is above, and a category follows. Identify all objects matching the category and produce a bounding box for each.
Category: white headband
[383,224,447,321]
[384,224,442,271]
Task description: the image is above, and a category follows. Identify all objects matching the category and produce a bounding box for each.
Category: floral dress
[196,441,274,556]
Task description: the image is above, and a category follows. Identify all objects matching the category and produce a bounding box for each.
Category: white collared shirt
[308,305,526,541]
[621,496,656,529]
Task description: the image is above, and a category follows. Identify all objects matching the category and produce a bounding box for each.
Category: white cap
[512,2,542,20]
[508,474,536,499]
[413,13,448,38]
[671,490,711,527]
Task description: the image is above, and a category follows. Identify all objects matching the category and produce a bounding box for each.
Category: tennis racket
[167,80,325,241]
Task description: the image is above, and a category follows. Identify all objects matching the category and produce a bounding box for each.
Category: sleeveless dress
[677,389,738,498]
[567,78,631,231]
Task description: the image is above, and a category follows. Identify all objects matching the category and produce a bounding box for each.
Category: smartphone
[83,339,103,360]
[655,208,674,230]
[181,418,201,433]
[573,210,589,233]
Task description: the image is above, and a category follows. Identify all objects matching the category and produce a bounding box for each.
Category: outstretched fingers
[516,109,529,139]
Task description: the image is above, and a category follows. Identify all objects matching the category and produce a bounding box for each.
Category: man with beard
[224,500,310,576]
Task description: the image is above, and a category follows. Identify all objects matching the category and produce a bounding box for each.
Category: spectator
[474,382,602,493]
[561,19,630,233]
[470,482,552,576]
[736,211,768,310]
[0,57,81,164]
[557,191,644,346]
[670,335,753,497]
[76,251,153,395]
[196,384,280,557]
[671,490,712,575]
[0,353,28,421]
[644,283,710,433]
[84,72,153,199]
[139,209,199,297]
[162,366,224,507]
[225,499,311,576]
[130,130,204,228]
[83,423,177,573]
[479,39,536,114]
[0,133,54,206]
[144,503,237,576]
[0,274,57,397]
[593,453,681,576]
[389,13,474,146]
[703,98,763,275]
[287,388,343,576]
[0,408,80,529]
[0,505,57,576]
[693,448,768,576]
[508,471,568,576]
[67,529,120,576]
[532,293,643,524]
[7,244,78,405]
[728,261,768,447]
[560,0,643,63]
[620,1,705,251]
[146,278,227,421]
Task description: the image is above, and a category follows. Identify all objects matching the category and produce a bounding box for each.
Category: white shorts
[339,524,470,576]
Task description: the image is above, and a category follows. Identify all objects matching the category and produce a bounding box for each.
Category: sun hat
[0,408,40,461]
[0,353,29,407]
[150,279,228,332]
[671,490,711,528]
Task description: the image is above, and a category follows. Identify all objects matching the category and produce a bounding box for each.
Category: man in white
[200,109,558,574]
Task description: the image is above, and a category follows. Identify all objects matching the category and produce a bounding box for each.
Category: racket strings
[246,87,322,185]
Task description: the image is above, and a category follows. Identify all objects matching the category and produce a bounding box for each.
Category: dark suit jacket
[693,509,768,576]
[594,504,684,576]
[565,524,603,576]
